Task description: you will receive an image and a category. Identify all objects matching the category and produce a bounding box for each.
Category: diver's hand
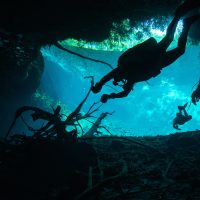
[101,94,109,103]
[91,83,102,93]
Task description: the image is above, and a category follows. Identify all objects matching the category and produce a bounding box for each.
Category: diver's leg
[161,0,200,51]
[161,15,200,67]
[161,48,183,67]
[178,15,200,51]
[92,68,118,93]
[178,106,183,115]
[178,103,188,110]
[157,15,180,51]
[183,108,189,117]
[175,0,200,17]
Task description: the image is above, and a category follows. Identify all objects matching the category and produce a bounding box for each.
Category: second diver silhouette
[92,3,200,103]
[191,79,200,105]
[173,103,192,130]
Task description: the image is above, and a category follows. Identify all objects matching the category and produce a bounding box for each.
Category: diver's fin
[175,0,200,17]
[183,15,200,27]
[183,102,188,109]
[178,102,188,111]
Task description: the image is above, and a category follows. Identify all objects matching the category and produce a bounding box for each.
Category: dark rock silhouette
[1,131,200,199]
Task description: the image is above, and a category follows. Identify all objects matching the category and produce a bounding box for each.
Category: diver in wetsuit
[92,2,200,103]
[191,80,200,105]
[173,103,192,130]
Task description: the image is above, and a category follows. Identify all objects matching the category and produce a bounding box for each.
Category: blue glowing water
[40,45,200,136]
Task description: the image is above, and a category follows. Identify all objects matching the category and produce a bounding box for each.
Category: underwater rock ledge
[0,130,200,200]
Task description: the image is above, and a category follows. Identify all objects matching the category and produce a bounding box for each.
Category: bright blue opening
[38,45,200,136]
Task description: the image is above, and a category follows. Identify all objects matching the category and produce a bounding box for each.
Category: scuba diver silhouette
[173,103,192,130]
[191,79,200,105]
[91,2,200,103]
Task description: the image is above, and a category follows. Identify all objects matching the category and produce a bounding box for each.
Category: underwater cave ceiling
[2,0,188,43]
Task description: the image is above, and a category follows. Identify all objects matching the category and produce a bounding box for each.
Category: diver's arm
[101,83,133,103]
[110,89,131,98]
[92,68,118,93]
[100,69,118,84]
